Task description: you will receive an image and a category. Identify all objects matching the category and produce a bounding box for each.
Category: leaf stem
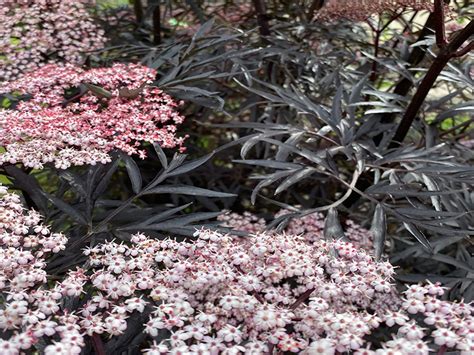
[290,288,315,310]
[434,0,447,48]
[252,0,271,38]
[91,333,106,355]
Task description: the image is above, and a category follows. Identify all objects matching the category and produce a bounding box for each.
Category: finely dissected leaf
[162,71,220,87]
[169,85,218,97]
[370,204,386,261]
[409,221,474,236]
[251,170,294,205]
[275,132,304,162]
[3,165,48,211]
[117,203,194,230]
[153,143,168,169]
[240,131,287,159]
[361,51,413,81]
[434,102,474,122]
[366,183,462,197]
[166,85,225,111]
[57,171,87,198]
[395,207,462,219]
[362,89,409,102]
[275,168,316,195]
[323,208,346,241]
[166,152,214,177]
[142,212,222,231]
[121,154,142,194]
[348,76,367,124]
[92,159,120,200]
[421,174,442,211]
[42,192,88,226]
[365,107,404,115]
[232,159,301,170]
[428,254,474,274]
[192,18,215,42]
[143,185,236,198]
[267,211,300,231]
[167,154,188,171]
[403,222,432,252]
[432,236,466,253]
[331,85,343,124]
[148,44,185,69]
[138,203,193,226]
[158,65,182,85]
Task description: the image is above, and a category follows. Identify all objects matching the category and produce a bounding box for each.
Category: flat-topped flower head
[0,205,472,353]
[0,0,106,81]
[218,209,375,251]
[0,63,186,169]
[315,0,433,22]
[0,184,74,352]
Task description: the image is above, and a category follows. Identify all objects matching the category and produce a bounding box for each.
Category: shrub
[0,1,473,353]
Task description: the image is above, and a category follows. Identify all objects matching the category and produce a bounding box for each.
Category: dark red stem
[133,0,144,24]
[434,0,447,48]
[388,51,451,148]
[369,11,403,83]
[252,0,271,38]
[454,41,473,57]
[152,3,161,45]
[91,333,106,355]
[389,19,474,148]
[290,288,315,310]
[309,0,325,20]
[370,30,381,82]
[234,265,266,304]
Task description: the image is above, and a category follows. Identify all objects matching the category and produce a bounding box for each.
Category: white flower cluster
[0,184,74,355]
[218,209,374,251]
[0,185,472,354]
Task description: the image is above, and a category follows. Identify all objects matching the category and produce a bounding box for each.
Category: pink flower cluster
[0,63,186,169]
[316,0,432,22]
[218,210,374,251]
[0,0,106,81]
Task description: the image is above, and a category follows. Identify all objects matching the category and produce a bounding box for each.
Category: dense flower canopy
[0,184,71,354]
[0,184,472,354]
[0,63,186,169]
[0,0,106,81]
[316,0,432,21]
[218,210,374,251]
